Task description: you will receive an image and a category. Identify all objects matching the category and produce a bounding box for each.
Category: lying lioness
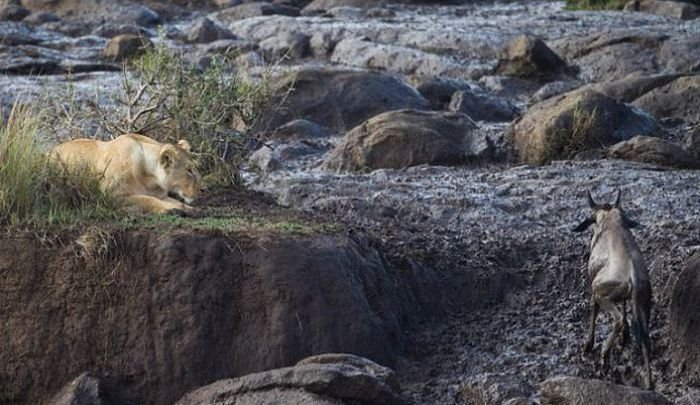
[50,134,203,215]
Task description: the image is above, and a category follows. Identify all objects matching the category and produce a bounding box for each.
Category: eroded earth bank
[1,0,700,404]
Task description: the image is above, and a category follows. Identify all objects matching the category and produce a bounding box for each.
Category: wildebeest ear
[623,215,640,229]
[572,217,595,232]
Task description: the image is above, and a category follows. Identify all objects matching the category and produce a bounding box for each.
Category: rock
[479,75,543,100]
[495,35,573,80]
[216,2,300,21]
[21,10,59,24]
[92,23,152,39]
[174,353,404,405]
[330,38,467,78]
[670,253,700,380]
[449,88,519,122]
[512,89,660,165]
[675,390,700,405]
[632,75,700,124]
[259,31,310,61]
[249,141,325,173]
[120,4,161,27]
[587,73,682,103]
[460,373,534,405]
[304,0,377,11]
[101,34,152,62]
[530,80,583,103]
[0,4,30,21]
[659,36,700,74]
[270,119,335,140]
[186,18,237,44]
[324,109,490,171]
[412,76,475,110]
[538,377,672,405]
[625,0,700,20]
[254,68,430,132]
[46,372,105,405]
[552,31,669,82]
[0,231,431,404]
[684,126,700,157]
[201,38,257,56]
[607,136,700,169]
[325,6,365,19]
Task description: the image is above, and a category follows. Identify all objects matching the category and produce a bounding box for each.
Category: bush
[87,43,273,186]
[0,104,119,226]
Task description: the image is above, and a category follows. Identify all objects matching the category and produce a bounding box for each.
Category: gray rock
[216,2,300,21]
[186,18,237,44]
[608,136,700,169]
[495,35,573,80]
[659,36,700,73]
[538,376,672,405]
[412,76,476,110]
[330,38,467,78]
[460,373,534,405]
[530,80,583,103]
[259,31,310,61]
[248,146,284,174]
[174,353,404,405]
[675,390,700,405]
[249,141,325,173]
[254,68,430,132]
[552,31,669,82]
[101,34,152,62]
[449,88,519,122]
[0,4,29,21]
[587,73,682,103]
[324,109,490,172]
[200,39,257,56]
[21,10,58,24]
[92,23,152,39]
[479,75,543,100]
[632,75,700,123]
[684,126,700,157]
[512,89,660,165]
[121,4,161,27]
[271,119,335,140]
[46,372,105,405]
[304,0,378,12]
[625,0,700,20]
[670,253,700,381]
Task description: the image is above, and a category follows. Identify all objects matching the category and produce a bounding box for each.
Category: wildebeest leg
[621,300,630,346]
[584,297,598,353]
[642,341,653,390]
[600,301,624,367]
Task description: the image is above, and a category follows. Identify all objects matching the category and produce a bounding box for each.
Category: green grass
[120,212,336,235]
[565,0,628,10]
[0,104,120,226]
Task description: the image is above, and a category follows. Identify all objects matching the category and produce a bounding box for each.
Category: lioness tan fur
[50,134,203,215]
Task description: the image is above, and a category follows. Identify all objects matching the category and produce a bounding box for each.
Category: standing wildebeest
[573,189,653,390]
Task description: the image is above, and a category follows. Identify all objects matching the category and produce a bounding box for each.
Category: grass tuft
[0,103,120,226]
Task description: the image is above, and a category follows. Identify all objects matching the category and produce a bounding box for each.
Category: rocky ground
[2,0,700,404]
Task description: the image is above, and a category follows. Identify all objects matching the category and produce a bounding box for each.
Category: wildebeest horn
[614,188,621,208]
[587,190,597,209]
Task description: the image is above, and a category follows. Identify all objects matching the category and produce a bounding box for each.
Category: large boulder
[0,231,428,405]
[552,31,671,82]
[624,0,700,20]
[460,373,533,405]
[632,75,700,124]
[607,136,700,168]
[216,2,300,21]
[587,73,682,103]
[670,253,700,380]
[174,353,404,405]
[538,377,671,405]
[102,34,153,62]
[324,109,489,172]
[511,89,659,165]
[254,68,430,132]
[495,35,574,80]
[449,88,519,122]
[185,18,237,44]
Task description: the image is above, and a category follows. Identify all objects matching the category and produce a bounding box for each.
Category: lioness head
[158,139,203,204]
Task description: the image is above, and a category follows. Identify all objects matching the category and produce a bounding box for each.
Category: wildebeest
[573,189,653,390]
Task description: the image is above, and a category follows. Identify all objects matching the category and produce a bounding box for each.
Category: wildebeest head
[572,189,640,233]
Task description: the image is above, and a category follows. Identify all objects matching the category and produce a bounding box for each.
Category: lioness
[50,134,203,215]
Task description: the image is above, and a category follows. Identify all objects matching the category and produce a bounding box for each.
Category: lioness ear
[177,139,191,153]
[159,147,176,169]
[572,217,595,232]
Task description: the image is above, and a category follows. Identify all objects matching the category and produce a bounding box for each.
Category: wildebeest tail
[631,281,652,350]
